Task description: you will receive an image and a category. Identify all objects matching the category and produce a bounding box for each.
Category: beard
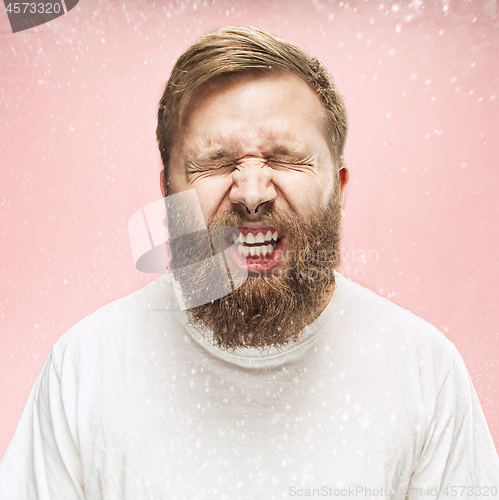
[169,192,343,351]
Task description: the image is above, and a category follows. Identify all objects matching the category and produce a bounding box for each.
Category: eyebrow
[192,148,236,162]
[267,144,310,158]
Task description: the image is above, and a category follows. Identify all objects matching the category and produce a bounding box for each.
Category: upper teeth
[231,230,279,244]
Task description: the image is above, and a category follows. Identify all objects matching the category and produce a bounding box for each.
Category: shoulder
[51,276,177,368]
[336,274,457,351]
[333,274,461,381]
[328,275,479,437]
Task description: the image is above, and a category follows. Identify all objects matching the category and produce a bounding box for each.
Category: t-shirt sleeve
[408,352,499,499]
[0,351,84,500]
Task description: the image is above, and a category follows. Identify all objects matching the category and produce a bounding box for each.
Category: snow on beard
[170,193,342,350]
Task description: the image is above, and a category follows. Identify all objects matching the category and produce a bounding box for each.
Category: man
[1,26,498,499]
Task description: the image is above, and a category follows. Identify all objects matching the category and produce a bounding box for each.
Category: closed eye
[267,159,315,170]
[187,157,315,176]
[186,162,236,178]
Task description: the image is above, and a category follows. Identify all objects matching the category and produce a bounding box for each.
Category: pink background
[1,0,498,459]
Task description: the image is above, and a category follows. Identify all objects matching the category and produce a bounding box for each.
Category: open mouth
[230,229,281,257]
[225,227,285,272]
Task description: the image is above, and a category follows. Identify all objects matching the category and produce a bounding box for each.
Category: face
[165,71,349,275]
[163,71,350,349]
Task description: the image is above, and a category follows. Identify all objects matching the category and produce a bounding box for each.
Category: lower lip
[225,237,286,273]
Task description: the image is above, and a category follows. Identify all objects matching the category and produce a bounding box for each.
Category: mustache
[208,205,304,238]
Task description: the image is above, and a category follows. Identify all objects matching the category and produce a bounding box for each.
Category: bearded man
[1,27,498,500]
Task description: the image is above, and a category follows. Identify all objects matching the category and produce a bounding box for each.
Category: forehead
[175,71,329,158]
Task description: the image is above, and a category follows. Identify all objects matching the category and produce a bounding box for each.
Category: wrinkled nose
[229,158,277,216]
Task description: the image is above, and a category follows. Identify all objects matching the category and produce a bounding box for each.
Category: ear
[338,161,350,205]
[160,170,167,197]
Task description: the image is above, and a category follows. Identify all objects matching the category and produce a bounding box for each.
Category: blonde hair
[156,26,347,194]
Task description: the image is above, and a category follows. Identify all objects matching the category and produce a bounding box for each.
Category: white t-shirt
[1,273,498,499]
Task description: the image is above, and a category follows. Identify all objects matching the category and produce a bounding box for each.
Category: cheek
[191,176,233,222]
[272,173,323,216]
[319,181,335,207]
